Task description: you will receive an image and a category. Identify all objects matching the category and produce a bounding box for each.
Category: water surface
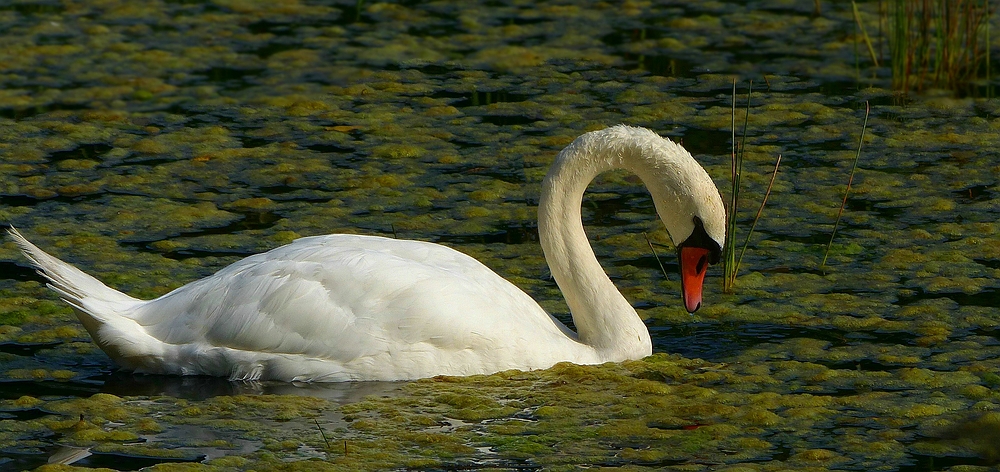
[1,0,999,470]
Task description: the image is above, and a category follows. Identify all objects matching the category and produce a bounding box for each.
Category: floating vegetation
[0,0,999,470]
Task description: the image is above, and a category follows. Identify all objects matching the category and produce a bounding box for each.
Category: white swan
[8,125,725,382]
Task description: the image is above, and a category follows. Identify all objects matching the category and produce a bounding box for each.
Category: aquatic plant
[852,0,881,68]
[822,101,870,268]
[722,80,748,293]
[886,0,991,93]
[2,0,1000,468]
[722,80,781,292]
[314,418,332,450]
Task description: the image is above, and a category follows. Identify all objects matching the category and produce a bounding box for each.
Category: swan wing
[129,235,578,376]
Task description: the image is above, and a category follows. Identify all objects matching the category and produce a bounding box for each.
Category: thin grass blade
[643,232,669,281]
[822,101,870,268]
[735,154,781,274]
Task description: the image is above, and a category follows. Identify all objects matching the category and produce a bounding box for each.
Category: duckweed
[1,0,999,469]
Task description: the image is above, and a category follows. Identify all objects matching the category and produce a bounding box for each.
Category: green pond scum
[0,0,999,470]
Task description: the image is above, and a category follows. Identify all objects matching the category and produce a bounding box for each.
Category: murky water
[1,0,999,470]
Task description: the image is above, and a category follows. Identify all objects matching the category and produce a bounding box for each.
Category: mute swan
[8,125,725,382]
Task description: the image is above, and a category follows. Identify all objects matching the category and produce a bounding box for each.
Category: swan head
[540,125,726,315]
[632,130,725,314]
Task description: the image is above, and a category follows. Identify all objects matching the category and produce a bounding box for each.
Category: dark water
[1,0,998,470]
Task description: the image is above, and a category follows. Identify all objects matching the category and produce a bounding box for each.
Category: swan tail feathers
[7,227,143,321]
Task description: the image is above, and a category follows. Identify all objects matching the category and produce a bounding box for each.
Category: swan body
[9,125,725,382]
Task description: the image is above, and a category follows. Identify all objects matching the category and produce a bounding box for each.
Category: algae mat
[1,0,999,470]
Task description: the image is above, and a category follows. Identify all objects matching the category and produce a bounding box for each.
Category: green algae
[0,0,999,469]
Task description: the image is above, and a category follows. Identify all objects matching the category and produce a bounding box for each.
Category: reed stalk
[822,102,870,268]
[723,80,780,292]
[722,79,743,293]
[315,419,332,450]
[853,0,881,67]
[886,0,990,93]
[643,232,669,281]
[735,155,781,274]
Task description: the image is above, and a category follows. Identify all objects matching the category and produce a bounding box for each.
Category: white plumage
[9,125,726,382]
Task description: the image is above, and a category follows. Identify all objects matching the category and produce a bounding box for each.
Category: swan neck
[538,132,658,361]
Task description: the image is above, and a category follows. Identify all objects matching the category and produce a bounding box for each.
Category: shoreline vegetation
[850,0,993,95]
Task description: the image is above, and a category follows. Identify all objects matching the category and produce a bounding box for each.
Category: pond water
[1,0,999,470]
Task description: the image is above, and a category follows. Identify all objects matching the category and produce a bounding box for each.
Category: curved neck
[539,128,690,361]
[538,126,724,361]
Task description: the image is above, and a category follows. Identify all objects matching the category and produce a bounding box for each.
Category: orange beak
[679,246,711,313]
